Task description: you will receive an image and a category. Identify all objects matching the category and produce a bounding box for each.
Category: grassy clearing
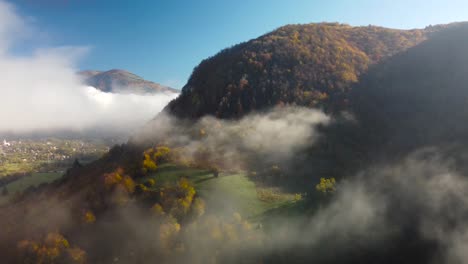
[142,163,301,220]
[0,163,34,176]
[0,172,64,205]
[144,163,212,186]
[256,187,300,203]
[7,172,64,193]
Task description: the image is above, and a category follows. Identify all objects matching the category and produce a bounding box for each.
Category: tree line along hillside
[167,23,429,118]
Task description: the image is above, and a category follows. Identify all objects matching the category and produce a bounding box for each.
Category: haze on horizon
[0,1,178,136]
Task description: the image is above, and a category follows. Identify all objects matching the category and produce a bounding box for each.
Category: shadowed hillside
[352,22,468,159]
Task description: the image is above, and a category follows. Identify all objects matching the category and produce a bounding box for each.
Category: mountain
[79,69,178,94]
[166,23,432,119]
[4,22,468,264]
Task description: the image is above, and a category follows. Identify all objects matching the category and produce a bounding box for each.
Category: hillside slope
[79,69,178,94]
[351,22,468,157]
[166,23,429,118]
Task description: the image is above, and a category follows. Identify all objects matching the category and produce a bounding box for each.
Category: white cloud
[0,0,178,135]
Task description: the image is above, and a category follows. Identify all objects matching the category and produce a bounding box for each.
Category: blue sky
[13,0,468,89]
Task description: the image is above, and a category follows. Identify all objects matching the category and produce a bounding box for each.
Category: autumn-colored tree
[103,168,124,188]
[145,178,156,187]
[142,146,172,174]
[83,210,96,224]
[66,247,87,264]
[17,232,86,264]
[151,203,165,217]
[159,217,181,252]
[167,23,428,119]
[102,168,136,205]
[316,177,336,193]
[170,178,196,218]
[135,183,149,195]
[122,176,136,193]
[142,153,157,174]
[153,146,171,161]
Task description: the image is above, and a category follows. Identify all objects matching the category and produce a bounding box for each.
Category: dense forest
[167,23,430,118]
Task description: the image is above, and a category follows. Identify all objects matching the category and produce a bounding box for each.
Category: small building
[3,139,10,147]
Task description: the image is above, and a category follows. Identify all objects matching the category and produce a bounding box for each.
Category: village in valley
[0,138,110,177]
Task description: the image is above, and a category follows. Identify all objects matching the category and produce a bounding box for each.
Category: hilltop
[79,69,178,95]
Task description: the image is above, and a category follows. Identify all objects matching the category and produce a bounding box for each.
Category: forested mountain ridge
[166,23,431,118]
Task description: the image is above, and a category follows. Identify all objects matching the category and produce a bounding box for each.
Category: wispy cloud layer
[0,1,178,135]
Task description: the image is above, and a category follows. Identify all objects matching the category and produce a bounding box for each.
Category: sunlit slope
[142,164,300,219]
[79,69,178,94]
[167,23,429,118]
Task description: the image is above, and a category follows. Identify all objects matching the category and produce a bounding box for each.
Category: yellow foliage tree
[154,146,171,161]
[145,178,156,187]
[142,146,172,174]
[102,169,137,205]
[104,169,123,188]
[143,153,157,174]
[159,218,181,251]
[151,203,165,217]
[66,247,86,264]
[83,210,96,224]
[44,233,69,249]
[122,176,136,194]
[316,177,336,193]
[17,232,86,264]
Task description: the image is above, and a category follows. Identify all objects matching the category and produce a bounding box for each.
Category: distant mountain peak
[78,69,178,95]
[78,70,102,78]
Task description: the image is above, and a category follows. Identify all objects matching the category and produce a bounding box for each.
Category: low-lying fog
[0,1,178,137]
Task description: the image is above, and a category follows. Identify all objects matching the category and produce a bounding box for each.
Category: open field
[1,163,306,219]
[0,172,64,205]
[143,164,302,220]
